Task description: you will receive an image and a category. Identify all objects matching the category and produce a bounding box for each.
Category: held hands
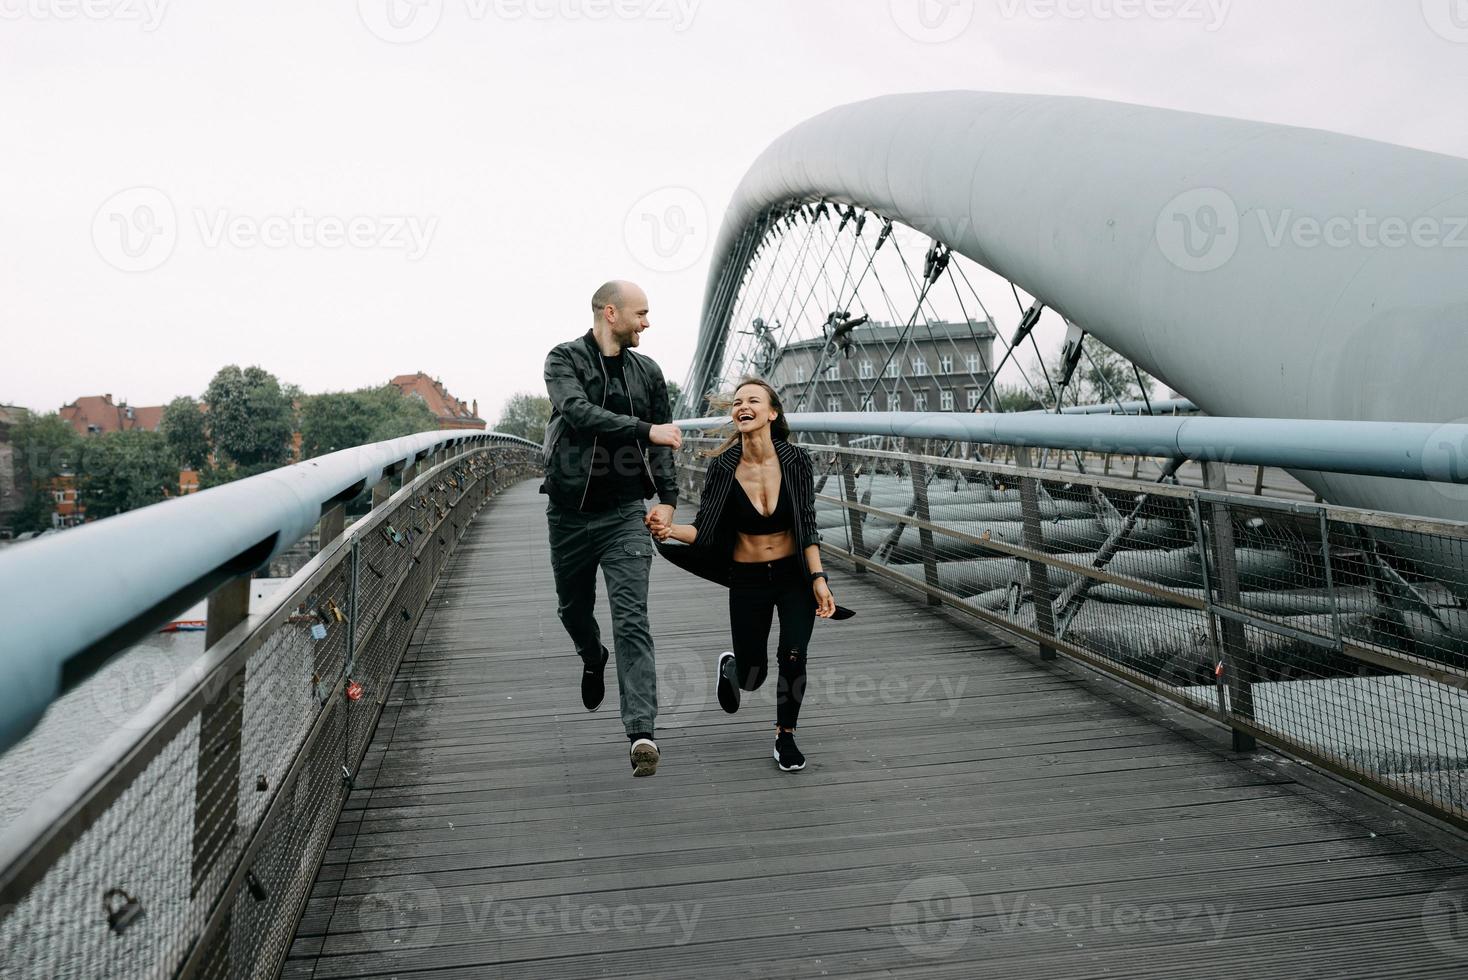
[645,505,675,542]
[813,577,836,619]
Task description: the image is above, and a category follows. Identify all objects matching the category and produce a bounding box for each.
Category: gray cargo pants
[546,498,658,735]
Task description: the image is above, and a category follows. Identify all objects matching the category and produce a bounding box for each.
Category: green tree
[494,392,552,444]
[160,396,209,469]
[298,385,438,459]
[204,365,296,468]
[993,384,1046,413]
[78,430,178,519]
[665,380,683,417]
[9,413,82,532]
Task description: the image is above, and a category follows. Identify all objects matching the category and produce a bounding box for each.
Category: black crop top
[731,475,794,535]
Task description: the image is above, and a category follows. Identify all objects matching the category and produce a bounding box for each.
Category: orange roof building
[59,394,168,436]
[390,373,486,431]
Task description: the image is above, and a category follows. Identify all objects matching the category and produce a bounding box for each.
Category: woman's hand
[813,577,836,619]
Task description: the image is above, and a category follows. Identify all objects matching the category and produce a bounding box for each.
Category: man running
[540,280,683,776]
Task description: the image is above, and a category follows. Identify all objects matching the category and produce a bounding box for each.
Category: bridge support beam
[1016,446,1058,660]
[1202,462,1258,752]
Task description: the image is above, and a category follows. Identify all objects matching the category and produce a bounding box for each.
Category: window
[859,360,874,380]
[940,389,955,411]
[827,396,842,413]
[912,356,928,376]
[825,362,840,381]
[794,366,805,384]
[966,353,981,374]
[939,354,954,375]
[913,391,928,412]
[887,392,901,412]
[967,388,981,410]
[884,359,899,378]
[861,396,875,412]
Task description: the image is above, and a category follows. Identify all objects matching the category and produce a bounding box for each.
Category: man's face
[607,286,651,348]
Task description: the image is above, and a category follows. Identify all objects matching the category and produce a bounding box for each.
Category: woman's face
[731,384,779,435]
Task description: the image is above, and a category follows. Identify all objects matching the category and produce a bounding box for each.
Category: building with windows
[762,319,998,414]
[390,373,487,430]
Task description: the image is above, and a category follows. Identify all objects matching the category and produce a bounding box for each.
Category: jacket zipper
[579,351,610,511]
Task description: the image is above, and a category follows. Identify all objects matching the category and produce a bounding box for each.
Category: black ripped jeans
[725,554,815,730]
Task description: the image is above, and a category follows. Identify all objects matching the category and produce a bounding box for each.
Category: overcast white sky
[2,0,1465,423]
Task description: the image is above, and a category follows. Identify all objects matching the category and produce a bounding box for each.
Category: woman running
[650,378,837,772]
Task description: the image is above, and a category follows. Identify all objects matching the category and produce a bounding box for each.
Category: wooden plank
[286,482,1468,979]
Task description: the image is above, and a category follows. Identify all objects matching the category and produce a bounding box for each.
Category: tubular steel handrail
[673,422,1468,832]
[677,411,1468,487]
[0,430,535,755]
[0,435,543,980]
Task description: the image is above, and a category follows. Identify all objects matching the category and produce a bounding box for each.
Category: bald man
[540,281,684,776]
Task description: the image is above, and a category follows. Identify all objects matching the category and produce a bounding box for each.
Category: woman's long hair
[701,377,790,458]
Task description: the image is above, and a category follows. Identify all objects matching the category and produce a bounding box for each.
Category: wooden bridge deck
[285,481,1468,979]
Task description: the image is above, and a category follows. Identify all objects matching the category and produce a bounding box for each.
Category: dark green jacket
[539,330,679,511]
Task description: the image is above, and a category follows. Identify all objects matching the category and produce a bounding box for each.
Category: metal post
[1254,464,1266,496]
[1202,462,1257,751]
[1015,446,1057,660]
[908,444,942,607]
[316,503,345,556]
[370,478,390,509]
[837,434,865,573]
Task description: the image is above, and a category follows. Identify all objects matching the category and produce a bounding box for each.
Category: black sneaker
[716,652,740,714]
[773,731,806,772]
[630,738,660,777]
[582,646,609,711]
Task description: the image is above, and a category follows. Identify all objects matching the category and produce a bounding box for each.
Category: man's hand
[648,423,683,450]
[645,504,674,535]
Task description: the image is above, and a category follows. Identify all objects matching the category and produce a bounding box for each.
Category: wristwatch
[810,571,828,583]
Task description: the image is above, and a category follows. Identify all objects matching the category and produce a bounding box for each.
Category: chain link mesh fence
[679,433,1468,828]
[0,443,541,980]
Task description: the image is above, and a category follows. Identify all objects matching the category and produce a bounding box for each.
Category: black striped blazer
[689,439,822,558]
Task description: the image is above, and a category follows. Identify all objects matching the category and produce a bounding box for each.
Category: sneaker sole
[716,653,740,714]
[772,747,806,772]
[631,744,660,777]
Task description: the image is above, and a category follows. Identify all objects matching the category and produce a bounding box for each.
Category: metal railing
[675,419,1468,831]
[0,433,542,979]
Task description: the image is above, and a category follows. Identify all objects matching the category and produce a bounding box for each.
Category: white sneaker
[630,738,660,777]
